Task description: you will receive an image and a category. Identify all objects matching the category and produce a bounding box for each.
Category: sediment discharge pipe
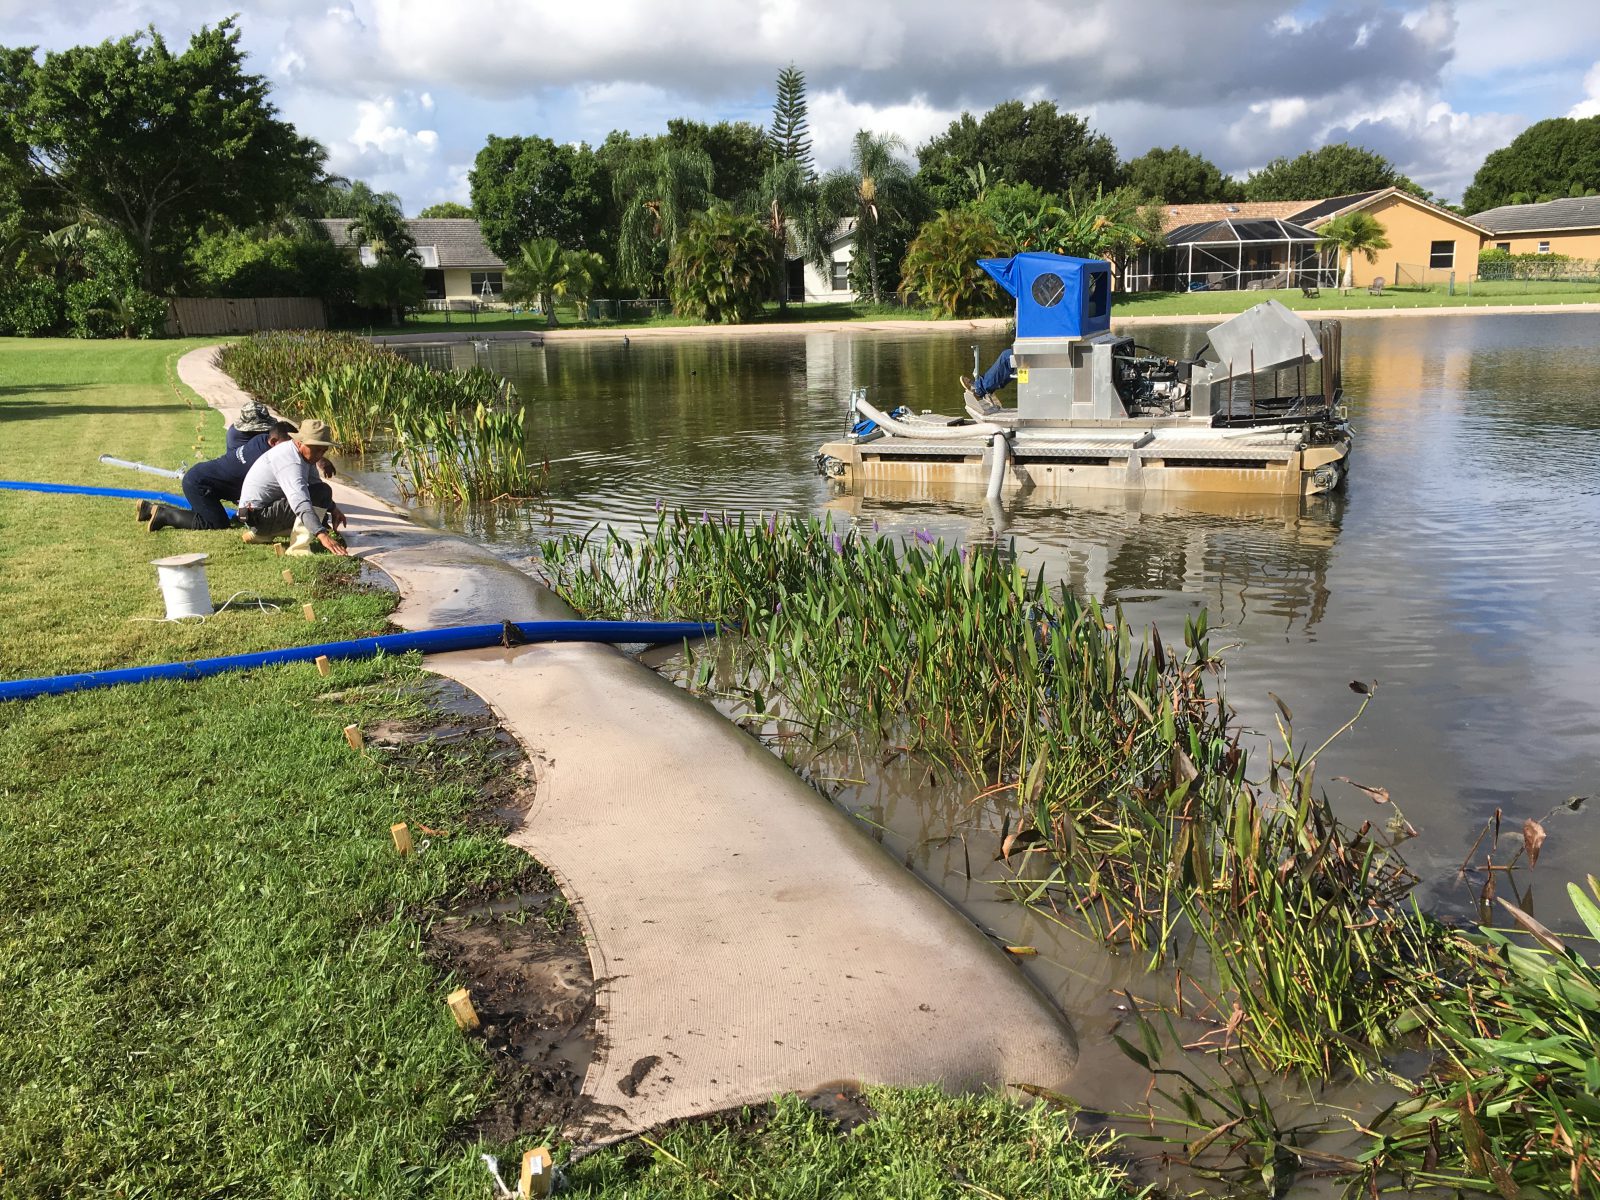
[986,432,1012,499]
[853,398,1006,440]
[0,620,718,703]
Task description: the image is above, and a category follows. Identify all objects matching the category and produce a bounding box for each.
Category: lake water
[394,314,1600,928]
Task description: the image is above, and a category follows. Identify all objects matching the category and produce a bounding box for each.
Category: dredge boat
[815,253,1352,500]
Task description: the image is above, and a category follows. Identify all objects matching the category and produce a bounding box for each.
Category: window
[1538,241,1551,254]
[1429,240,1454,269]
[1030,272,1066,306]
[1495,242,1510,252]
[471,271,504,297]
[830,259,849,291]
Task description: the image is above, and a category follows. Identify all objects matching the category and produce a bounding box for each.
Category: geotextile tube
[0,620,717,703]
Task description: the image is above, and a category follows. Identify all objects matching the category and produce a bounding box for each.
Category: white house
[317,218,507,304]
[788,218,859,302]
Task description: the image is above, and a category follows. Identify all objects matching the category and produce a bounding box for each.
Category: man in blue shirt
[143,421,335,532]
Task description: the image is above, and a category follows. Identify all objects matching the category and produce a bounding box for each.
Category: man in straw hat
[236,419,349,556]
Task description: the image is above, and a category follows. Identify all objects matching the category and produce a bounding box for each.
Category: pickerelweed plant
[537,509,1599,1196]
[217,331,537,501]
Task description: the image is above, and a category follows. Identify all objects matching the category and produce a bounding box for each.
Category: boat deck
[862,436,1301,463]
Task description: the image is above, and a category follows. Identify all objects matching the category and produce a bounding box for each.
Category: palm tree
[1316,212,1390,289]
[613,144,713,292]
[755,156,816,309]
[557,250,605,321]
[821,130,913,304]
[666,205,775,323]
[504,238,569,327]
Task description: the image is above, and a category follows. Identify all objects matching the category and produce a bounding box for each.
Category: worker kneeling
[236,419,349,556]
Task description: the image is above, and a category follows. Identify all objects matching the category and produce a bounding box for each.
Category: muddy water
[387,314,1600,1159]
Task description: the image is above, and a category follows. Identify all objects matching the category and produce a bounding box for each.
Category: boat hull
[817,433,1351,499]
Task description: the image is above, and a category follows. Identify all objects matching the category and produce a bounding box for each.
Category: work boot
[147,504,200,532]
[134,499,153,522]
[960,374,978,395]
[240,526,278,544]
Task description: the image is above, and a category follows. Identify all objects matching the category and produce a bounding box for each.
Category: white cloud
[808,90,958,170]
[325,93,442,185]
[1571,61,1600,118]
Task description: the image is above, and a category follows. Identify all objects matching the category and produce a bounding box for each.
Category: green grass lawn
[0,335,1135,1198]
[363,299,938,335]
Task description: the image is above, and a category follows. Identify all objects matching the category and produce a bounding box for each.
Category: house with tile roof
[1128,188,1490,292]
[1468,196,1600,261]
[316,218,508,304]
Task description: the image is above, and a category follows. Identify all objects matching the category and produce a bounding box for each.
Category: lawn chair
[1368,276,1385,297]
[1300,284,1321,299]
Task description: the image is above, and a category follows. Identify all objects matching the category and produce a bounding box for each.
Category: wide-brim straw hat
[295,418,338,448]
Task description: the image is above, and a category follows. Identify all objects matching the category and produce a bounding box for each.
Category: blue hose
[0,620,718,703]
[0,479,236,519]
[2,479,191,507]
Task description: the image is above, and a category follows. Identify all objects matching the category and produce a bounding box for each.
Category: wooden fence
[165,297,326,336]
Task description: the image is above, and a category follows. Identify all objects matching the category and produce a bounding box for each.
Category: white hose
[986,433,1011,499]
[99,454,183,479]
[855,398,1005,440]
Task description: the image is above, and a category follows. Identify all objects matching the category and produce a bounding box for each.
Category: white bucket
[151,552,214,619]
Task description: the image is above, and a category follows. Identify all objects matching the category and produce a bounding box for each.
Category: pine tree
[769,64,815,180]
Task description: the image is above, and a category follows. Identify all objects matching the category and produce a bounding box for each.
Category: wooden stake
[302,603,316,622]
[447,987,480,1030]
[519,1146,554,1197]
[390,822,412,856]
[282,568,294,584]
[343,724,364,750]
[274,543,285,557]
[315,655,331,677]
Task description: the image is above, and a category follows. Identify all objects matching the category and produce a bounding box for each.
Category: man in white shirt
[237,419,349,556]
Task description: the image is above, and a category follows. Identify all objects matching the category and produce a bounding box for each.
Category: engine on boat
[1112,346,1194,416]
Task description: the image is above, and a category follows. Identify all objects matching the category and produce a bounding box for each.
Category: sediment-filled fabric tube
[0,620,718,702]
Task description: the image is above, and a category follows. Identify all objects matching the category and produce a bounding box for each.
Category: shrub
[899,210,1008,318]
[666,205,774,323]
[64,278,168,338]
[0,275,64,336]
[188,230,358,303]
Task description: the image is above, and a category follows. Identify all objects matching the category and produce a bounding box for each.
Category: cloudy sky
[4,0,1598,211]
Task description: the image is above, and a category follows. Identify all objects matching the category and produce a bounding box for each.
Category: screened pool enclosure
[1126,217,1338,292]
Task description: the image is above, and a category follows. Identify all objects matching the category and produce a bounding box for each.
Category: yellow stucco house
[1468,196,1600,260]
[317,218,507,304]
[1288,188,1490,287]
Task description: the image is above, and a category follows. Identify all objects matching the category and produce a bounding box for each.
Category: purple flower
[959,545,968,562]
[766,513,777,535]
[915,529,934,544]
[774,599,782,613]
[654,498,664,512]
[872,520,880,532]
[831,533,843,554]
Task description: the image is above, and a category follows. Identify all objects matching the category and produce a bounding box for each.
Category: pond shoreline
[373,300,1600,346]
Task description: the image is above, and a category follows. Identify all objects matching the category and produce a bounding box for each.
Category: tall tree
[1316,211,1390,288]
[469,134,609,260]
[301,177,403,219]
[755,156,812,309]
[769,64,815,180]
[916,101,1121,211]
[821,130,914,304]
[666,118,768,203]
[1462,117,1600,213]
[416,201,473,219]
[1243,143,1417,201]
[1,19,323,290]
[1123,145,1243,204]
[612,142,712,292]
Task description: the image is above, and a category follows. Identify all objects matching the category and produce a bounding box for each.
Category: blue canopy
[978,253,1112,339]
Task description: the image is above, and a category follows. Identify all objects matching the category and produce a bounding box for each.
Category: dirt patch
[362,676,600,1137]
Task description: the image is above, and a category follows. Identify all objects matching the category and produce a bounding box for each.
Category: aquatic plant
[536,512,1428,1073]
[216,331,538,500]
[537,509,1600,1195]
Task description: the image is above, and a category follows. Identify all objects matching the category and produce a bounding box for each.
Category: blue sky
[3,0,1597,211]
